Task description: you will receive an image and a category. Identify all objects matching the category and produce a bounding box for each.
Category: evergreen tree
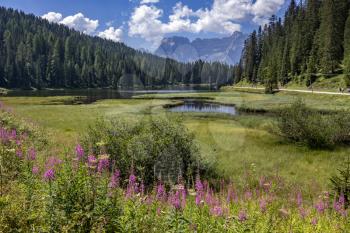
[0,7,234,89]
[344,9,350,87]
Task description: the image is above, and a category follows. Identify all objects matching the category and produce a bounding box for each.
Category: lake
[168,100,237,115]
[5,86,214,104]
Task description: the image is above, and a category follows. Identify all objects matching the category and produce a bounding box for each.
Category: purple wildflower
[108,169,120,189]
[238,210,248,222]
[299,207,308,219]
[87,155,97,167]
[27,148,36,161]
[211,205,223,217]
[43,169,55,182]
[296,192,303,207]
[126,173,138,198]
[97,155,110,173]
[75,144,84,160]
[333,193,346,215]
[259,198,267,213]
[32,166,40,175]
[169,191,181,210]
[16,149,23,159]
[156,183,166,201]
[226,186,238,204]
[45,156,62,170]
[315,200,326,214]
[244,190,253,200]
[195,177,204,206]
[311,217,318,226]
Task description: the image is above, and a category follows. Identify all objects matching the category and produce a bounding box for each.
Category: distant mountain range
[155,32,247,65]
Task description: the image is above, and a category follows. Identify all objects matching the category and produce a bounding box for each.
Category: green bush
[82,117,216,186]
[277,99,350,148]
[330,157,350,206]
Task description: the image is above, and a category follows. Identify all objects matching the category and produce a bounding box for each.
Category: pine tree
[344,9,350,87]
[317,0,349,73]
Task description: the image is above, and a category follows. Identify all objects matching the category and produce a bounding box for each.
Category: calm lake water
[169,101,237,115]
[6,86,213,104]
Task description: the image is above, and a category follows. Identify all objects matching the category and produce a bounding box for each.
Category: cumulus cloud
[98,27,123,42]
[42,12,99,35]
[140,0,159,4]
[60,13,99,34]
[129,0,285,44]
[42,12,63,23]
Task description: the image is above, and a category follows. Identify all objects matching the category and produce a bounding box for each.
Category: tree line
[236,0,350,91]
[0,7,234,89]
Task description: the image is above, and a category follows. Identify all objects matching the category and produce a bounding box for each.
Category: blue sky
[0,0,290,51]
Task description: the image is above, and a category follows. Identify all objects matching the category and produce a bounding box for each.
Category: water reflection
[169,101,237,115]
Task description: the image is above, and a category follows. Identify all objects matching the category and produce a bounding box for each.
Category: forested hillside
[0,7,234,89]
[236,0,350,90]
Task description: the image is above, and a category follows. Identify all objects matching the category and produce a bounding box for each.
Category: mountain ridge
[155,32,247,65]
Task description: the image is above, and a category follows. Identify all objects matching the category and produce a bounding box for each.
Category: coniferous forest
[0,7,234,89]
[237,0,350,89]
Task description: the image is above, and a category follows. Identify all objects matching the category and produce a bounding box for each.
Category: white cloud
[128,0,285,44]
[140,0,159,4]
[98,27,123,42]
[60,13,99,34]
[42,12,62,23]
[42,12,99,35]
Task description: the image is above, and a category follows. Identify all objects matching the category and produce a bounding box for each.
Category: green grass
[1,89,350,191]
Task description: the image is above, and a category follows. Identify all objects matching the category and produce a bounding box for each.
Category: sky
[0,0,290,51]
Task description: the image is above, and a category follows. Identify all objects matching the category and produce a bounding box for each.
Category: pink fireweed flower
[205,189,216,206]
[97,155,110,173]
[238,210,248,222]
[311,217,318,226]
[259,177,271,192]
[156,183,166,201]
[126,173,138,198]
[16,149,23,159]
[211,205,224,217]
[299,207,308,219]
[169,191,181,210]
[296,192,303,207]
[75,144,84,160]
[226,186,238,204]
[195,194,202,206]
[195,177,204,193]
[315,200,326,214]
[156,207,162,216]
[45,156,62,170]
[259,198,268,213]
[43,169,55,182]
[108,169,120,189]
[244,190,253,200]
[195,177,204,206]
[333,194,346,215]
[27,148,36,161]
[32,166,40,175]
[129,173,137,185]
[87,155,97,166]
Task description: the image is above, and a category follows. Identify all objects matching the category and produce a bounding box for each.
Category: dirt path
[233,86,350,96]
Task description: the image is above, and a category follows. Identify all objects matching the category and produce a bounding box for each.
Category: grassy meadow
[1,89,350,191]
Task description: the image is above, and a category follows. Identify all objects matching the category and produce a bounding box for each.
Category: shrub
[330,157,350,207]
[82,117,216,186]
[277,99,350,148]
